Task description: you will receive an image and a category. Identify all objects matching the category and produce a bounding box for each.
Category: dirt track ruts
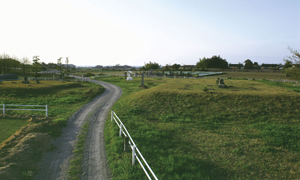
[36,77,122,180]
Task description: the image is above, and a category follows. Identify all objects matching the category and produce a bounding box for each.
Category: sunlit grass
[100,76,300,179]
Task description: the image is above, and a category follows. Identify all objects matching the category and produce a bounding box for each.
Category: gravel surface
[36,77,122,180]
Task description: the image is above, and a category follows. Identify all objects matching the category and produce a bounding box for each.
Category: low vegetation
[67,121,90,180]
[0,80,104,179]
[99,76,300,179]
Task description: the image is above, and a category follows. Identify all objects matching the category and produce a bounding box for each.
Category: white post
[3,104,5,115]
[119,123,123,136]
[132,145,136,165]
[46,105,48,117]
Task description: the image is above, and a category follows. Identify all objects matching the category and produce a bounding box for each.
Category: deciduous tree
[244,59,253,69]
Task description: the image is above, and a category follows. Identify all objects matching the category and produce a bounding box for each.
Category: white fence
[111,111,158,180]
[1,104,48,117]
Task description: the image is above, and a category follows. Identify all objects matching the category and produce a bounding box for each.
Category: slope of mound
[103,77,300,179]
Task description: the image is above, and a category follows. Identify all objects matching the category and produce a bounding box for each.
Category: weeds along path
[36,77,122,180]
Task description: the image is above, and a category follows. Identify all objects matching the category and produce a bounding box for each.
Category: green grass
[67,121,90,180]
[0,80,105,179]
[0,119,29,143]
[0,80,104,123]
[98,76,300,179]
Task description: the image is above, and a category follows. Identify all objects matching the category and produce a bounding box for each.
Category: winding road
[36,77,122,180]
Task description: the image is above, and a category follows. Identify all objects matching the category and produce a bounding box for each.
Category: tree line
[0,53,72,79]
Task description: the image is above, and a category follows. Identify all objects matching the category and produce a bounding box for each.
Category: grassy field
[98,76,300,179]
[0,80,104,179]
[0,118,29,143]
[75,69,296,81]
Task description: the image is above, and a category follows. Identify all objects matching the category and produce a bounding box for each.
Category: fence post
[132,145,136,165]
[119,123,123,136]
[3,104,5,115]
[45,105,48,117]
[111,111,113,121]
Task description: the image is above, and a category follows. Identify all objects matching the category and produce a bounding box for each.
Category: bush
[85,72,95,77]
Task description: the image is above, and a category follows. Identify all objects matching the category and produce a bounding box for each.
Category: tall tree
[244,59,253,69]
[195,57,208,70]
[32,56,41,79]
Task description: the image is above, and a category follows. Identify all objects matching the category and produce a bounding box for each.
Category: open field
[0,80,104,179]
[98,76,300,179]
[75,69,297,81]
[0,118,29,143]
[216,71,295,80]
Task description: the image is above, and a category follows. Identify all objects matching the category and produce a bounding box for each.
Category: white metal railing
[111,111,158,180]
[1,104,48,117]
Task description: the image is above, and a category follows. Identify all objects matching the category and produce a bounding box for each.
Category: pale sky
[1,0,299,66]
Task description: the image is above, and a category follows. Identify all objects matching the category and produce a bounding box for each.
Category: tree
[253,62,260,69]
[141,61,160,70]
[32,56,41,79]
[244,59,253,69]
[284,47,300,79]
[0,53,21,74]
[195,56,228,70]
[171,63,181,70]
[283,60,293,69]
[195,57,208,70]
[285,46,300,64]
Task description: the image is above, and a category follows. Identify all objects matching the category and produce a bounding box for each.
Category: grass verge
[67,121,90,180]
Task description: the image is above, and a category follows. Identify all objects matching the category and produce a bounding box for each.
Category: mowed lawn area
[100,76,300,180]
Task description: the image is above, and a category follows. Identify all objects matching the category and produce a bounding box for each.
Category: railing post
[111,111,113,121]
[3,104,5,115]
[45,105,48,117]
[132,145,136,165]
[119,123,123,136]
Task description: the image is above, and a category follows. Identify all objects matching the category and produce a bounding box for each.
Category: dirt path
[36,77,122,180]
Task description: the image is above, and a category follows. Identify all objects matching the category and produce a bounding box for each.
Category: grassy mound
[101,76,300,179]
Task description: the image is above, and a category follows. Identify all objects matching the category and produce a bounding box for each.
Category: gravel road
[36,77,122,180]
